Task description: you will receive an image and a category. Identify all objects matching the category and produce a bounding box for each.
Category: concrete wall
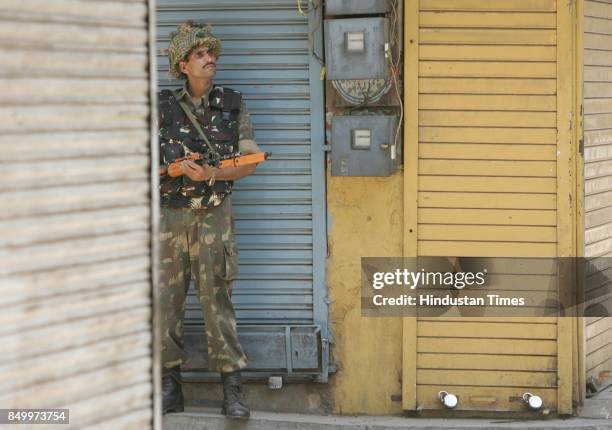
[327,175,404,415]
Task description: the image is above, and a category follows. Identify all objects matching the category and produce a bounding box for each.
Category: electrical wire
[390,57,404,161]
[385,0,403,160]
[309,0,325,68]
[387,0,402,71]
[297,0,309,16]
[332,79,393,105]
[298,0,325,73]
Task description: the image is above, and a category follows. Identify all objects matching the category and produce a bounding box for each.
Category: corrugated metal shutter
[410,0,568,412]
[0,0,154,428]
[156,0,328,378]
[583,0,612,385]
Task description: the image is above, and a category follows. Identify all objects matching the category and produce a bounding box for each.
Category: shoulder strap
[172,89,219,158]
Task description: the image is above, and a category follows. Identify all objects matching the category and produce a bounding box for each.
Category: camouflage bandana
[163,21,222,79]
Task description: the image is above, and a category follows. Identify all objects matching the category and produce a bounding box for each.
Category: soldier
[158,21,260,419]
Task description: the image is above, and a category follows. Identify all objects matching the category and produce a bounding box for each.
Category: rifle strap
[172,89,219,158]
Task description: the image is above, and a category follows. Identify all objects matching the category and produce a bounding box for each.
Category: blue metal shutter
[156,0,328,380]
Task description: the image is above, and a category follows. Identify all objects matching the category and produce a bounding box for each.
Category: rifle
[159,151,269,177]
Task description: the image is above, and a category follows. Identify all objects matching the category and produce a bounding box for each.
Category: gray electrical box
[324,17,389,80]
[331,115,399,177]
[326,0,388,15]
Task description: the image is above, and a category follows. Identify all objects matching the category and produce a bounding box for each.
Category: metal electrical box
[331,115,399,177]
[325,0,388,15]
[324,17,389,80]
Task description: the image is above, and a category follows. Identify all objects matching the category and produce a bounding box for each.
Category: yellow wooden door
[403,0,576,414]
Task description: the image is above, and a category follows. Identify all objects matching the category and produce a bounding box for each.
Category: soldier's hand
[182,160,215,181]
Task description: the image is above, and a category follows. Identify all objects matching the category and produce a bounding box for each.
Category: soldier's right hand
[181,160,215,182]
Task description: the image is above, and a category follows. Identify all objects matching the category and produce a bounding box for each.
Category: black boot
[162,367,184,414]
[221,371,250,419]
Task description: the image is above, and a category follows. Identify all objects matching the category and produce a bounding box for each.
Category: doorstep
[163,407,612,430]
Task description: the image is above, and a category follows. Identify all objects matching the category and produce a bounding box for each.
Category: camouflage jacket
[158,85,257,209]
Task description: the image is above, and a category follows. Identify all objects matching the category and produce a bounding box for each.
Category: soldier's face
[179,45,217,81]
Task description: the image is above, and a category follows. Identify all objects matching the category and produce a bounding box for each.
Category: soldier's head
[165,21,222,81]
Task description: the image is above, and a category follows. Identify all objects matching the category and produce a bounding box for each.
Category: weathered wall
[328,175,404,415]
[0,0,155,427]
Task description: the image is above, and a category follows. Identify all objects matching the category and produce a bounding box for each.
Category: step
[163,407,612,430]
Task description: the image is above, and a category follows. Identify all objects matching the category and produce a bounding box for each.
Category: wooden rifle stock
[159,152,269,177]
[218,152,268,168]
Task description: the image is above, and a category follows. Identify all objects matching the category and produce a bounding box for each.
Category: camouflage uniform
[159,31,259,372]
[159,198,248,373]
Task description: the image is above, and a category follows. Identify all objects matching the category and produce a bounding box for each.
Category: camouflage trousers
[159,197,248,373]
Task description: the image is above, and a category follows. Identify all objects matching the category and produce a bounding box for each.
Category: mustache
[203,62,216,68]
